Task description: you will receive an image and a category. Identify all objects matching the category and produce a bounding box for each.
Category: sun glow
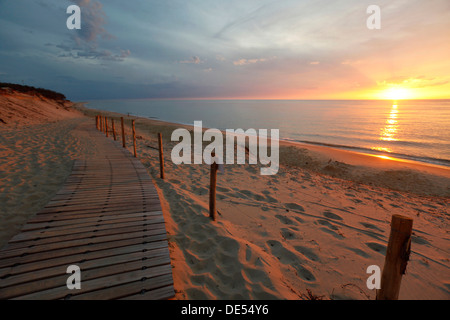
[379,87,413,100]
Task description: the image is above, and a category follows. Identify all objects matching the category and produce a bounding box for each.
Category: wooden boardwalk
[0,122,174,300]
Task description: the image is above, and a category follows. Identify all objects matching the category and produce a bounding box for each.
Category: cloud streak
[179,56,203,64]
[233,58,268,66]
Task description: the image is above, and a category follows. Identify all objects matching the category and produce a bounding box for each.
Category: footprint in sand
[280,228,300,240]
[217,236,240,257]
[323,210,343,221]
[317,219,339,230]
[345,247,371,258]
[242,267,272,287]
[275,214,298,226]
[238,189,266,201]
[345,193,356,197]
[294,246,321,262]
[365,242,386,255]
[244,246,266,268]
[319,227,345,239]
[192,186,208,195]
[412,235,431,246]
[264,195,279,203]
[284,202,305,212]
[316,219,345,239]
[216,186,231,193]
[360,222,384,233]
[294,216,305,224]
[266,240,315,282]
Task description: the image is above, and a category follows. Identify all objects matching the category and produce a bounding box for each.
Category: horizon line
[80,97,450,102]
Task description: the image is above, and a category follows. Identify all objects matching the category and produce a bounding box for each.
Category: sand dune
[0,89,78,127]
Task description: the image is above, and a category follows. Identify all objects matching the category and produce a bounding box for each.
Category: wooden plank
[0,227,167,259]
[5,224,166,253]
[20,211,163,232]
[0,235,168,269]
[14,264,172,300]
[36,201,155,215]
[27,204,163,223]
[26,206,163,224]
[0,242,167,278]
[121,285,175,300]
[46,193,159,207]
[1,254,171,299]
[0,248,169,289]
[0,122,174,300]
[7,216,164,242]
[73,275,174,300]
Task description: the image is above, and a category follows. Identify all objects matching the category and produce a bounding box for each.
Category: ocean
[85,99,450,168]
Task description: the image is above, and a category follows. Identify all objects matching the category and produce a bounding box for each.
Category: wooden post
[105,117,109,137]
[95,115,99,130]
[209,153,218,221]
[158,133,165,179]
[377,214,413,300]
[132,119,137,157]
[121,117,126,148]
[112,119,117,141]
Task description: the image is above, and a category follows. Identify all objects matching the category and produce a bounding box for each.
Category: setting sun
[379,87,413,100]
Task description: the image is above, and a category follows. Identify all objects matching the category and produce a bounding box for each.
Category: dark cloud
[59,0,129,62]
[70,0,112,42]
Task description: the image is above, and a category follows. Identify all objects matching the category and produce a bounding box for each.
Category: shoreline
[81,100,450,170]
[75,102,449,197]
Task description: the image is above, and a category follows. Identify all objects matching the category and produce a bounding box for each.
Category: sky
[0,0,449,100]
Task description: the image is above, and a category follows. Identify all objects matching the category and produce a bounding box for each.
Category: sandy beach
[1,93,449,300]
